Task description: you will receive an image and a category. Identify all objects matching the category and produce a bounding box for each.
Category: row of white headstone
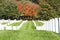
[0,18,60,33]
[0,20,27,30]
[33,18,60,33]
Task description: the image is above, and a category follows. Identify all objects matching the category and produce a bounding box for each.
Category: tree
[38,9,58,20]
[45,0,60,17]
[16,1,40,17]
[31,0,59,20]
[0,0,21,19]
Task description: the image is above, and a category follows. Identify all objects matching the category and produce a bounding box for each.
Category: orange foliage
[16,2,23,12]
[16,1,40,17]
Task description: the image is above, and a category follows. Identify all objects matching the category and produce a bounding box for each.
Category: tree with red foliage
[16,1,23,12]
[16,1,40,17]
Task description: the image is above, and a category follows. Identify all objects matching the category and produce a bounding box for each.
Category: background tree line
[0,0,60,20]
[0,0,20,20]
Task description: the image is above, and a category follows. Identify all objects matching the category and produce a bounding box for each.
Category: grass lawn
[35,21,44,26]
[0,21,60,40]
[1,22,8,25]
[9,21,22,26]
[20,21,36,30]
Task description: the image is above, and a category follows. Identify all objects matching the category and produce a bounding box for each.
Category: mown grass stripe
[9,21,22,26]
[20,21,35,30]
[1,22,8,25]
[35,21,44,26]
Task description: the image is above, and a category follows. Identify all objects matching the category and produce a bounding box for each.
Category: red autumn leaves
[16,1,40,17]
[16,2,23,12]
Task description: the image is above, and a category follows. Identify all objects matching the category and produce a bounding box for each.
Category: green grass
[20,21,36,30]
[35,21,44,26]
[0,30,60,40]
[1,22,8,25]
[0,21,60,40]
[9,21,22,26]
